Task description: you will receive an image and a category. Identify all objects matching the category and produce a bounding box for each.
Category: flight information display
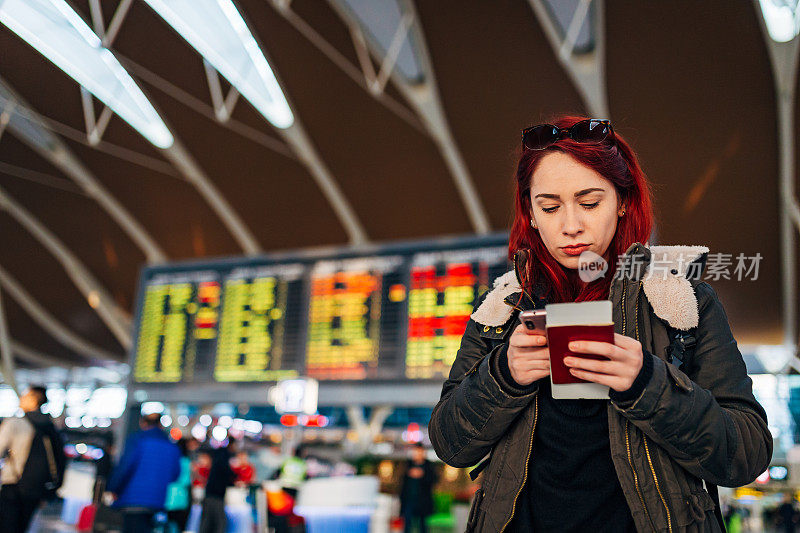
[129,235,510,384]
[405,247,509,379]
[215,264,305,382]
[133,270,220,383]
[306,256,405,380]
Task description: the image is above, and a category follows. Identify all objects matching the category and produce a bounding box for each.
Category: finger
[563,356,620,375]
[508,346,550,360]
[511,333,547,347]
[568,368,624,390]
[512,359,550,371]
[612,332,639,348]
[568,340,623,360]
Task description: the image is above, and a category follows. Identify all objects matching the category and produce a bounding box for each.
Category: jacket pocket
[465,488,484,533]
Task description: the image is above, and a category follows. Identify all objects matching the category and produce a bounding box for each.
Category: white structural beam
[0,288,17,392]
[0,266,121,362]
[0,78,167,264]
[0,2,261,256]
[160,140,263,254]
[269,0,426,134]
[123,51,367,245]
[327,0,491,235]
[0,187,132,349]
[756,4,800,355]
[528,0,610,118]
[10,341,68,368]
[141,0,367,244]
[278,121,369,245]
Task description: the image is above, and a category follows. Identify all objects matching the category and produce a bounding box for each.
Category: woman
[428,115,772,532]
[165,438,192,533]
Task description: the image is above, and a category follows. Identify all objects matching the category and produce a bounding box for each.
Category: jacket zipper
[621,277,656,530]
[644,435,673,532]
[500,394,538,532]
[625,419,655,529]
[632,280,673,532]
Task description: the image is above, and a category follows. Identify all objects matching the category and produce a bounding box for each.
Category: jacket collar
[470,242,709,328]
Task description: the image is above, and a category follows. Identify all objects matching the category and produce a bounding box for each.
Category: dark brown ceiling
[0,0,794,367]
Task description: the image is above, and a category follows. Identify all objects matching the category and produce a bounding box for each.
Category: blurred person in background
[192,449,212,488]
[198,437,237,533]
[165,438,193,533]
[277,445,308,498]
[107,412,181,532]
[93,440,115,501]
[399,442,438,533]
[232,448,255,487]
[0,386,66,533]
[428,115,772,532]
[777,493,799,533]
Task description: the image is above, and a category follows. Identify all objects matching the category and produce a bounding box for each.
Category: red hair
[509,115,654,304]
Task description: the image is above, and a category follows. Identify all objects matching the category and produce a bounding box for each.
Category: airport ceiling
[0,0,796,368]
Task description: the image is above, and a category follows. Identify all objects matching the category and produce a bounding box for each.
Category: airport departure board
[405,248,509,379]
[133,271,220,383]
[215,264,305,382]
[130,235,510,384]
[306,256,405,380]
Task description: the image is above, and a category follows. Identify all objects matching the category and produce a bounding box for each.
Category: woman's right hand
[507,322,550,386]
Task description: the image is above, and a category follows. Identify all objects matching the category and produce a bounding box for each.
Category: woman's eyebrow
[534,187,605,200]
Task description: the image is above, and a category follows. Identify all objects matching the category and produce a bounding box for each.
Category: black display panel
[129,234,510,384]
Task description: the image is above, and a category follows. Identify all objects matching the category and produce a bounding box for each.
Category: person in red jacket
[232,450,255,486]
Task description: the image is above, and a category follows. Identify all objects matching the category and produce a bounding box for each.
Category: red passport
[545,300,614,399]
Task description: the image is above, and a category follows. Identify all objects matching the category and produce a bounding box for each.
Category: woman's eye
[541,202,599,214]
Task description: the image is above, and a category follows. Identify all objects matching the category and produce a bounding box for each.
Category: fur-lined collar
[470,244,709,331]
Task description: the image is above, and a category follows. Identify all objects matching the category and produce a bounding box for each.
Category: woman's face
[529,151,623,270]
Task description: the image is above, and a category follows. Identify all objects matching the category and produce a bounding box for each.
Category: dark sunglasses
[521,119,614,151]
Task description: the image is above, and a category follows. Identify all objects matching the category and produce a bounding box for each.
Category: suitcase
[76,503,97,532]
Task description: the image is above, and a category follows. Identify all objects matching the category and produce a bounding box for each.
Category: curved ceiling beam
[0,265,122,362]
[268,0,426,134]
[327,0,491,235]
[124,51,365,245]
[279,122,369,245]
[0,1,261,256]
[0,78,167,264]
[141,0,367,245]
[527,0,610,118]
[11,340,68,368]
[0,188,132,349]
[160,139,263,254]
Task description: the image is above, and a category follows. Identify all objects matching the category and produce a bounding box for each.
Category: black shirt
[506,381,637,532]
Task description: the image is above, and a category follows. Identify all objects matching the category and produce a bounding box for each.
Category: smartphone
[519,309,547,337]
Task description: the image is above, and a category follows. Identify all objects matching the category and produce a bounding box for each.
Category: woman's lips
[562,245,590,256]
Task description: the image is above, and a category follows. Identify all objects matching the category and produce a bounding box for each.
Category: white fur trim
[470,245,709,331]
[642,245,709,330]
[470,270,520,326]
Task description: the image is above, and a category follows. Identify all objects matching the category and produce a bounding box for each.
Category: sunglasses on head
[521,119,615,151]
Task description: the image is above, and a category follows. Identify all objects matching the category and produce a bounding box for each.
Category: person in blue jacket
[107,412,181,533]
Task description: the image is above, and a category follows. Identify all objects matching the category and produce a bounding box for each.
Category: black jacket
[429,242,772,532]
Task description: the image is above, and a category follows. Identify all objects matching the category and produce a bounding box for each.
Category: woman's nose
[561,207,584,235]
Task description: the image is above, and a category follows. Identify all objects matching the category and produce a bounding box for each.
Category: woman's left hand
[563,333,643,392]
